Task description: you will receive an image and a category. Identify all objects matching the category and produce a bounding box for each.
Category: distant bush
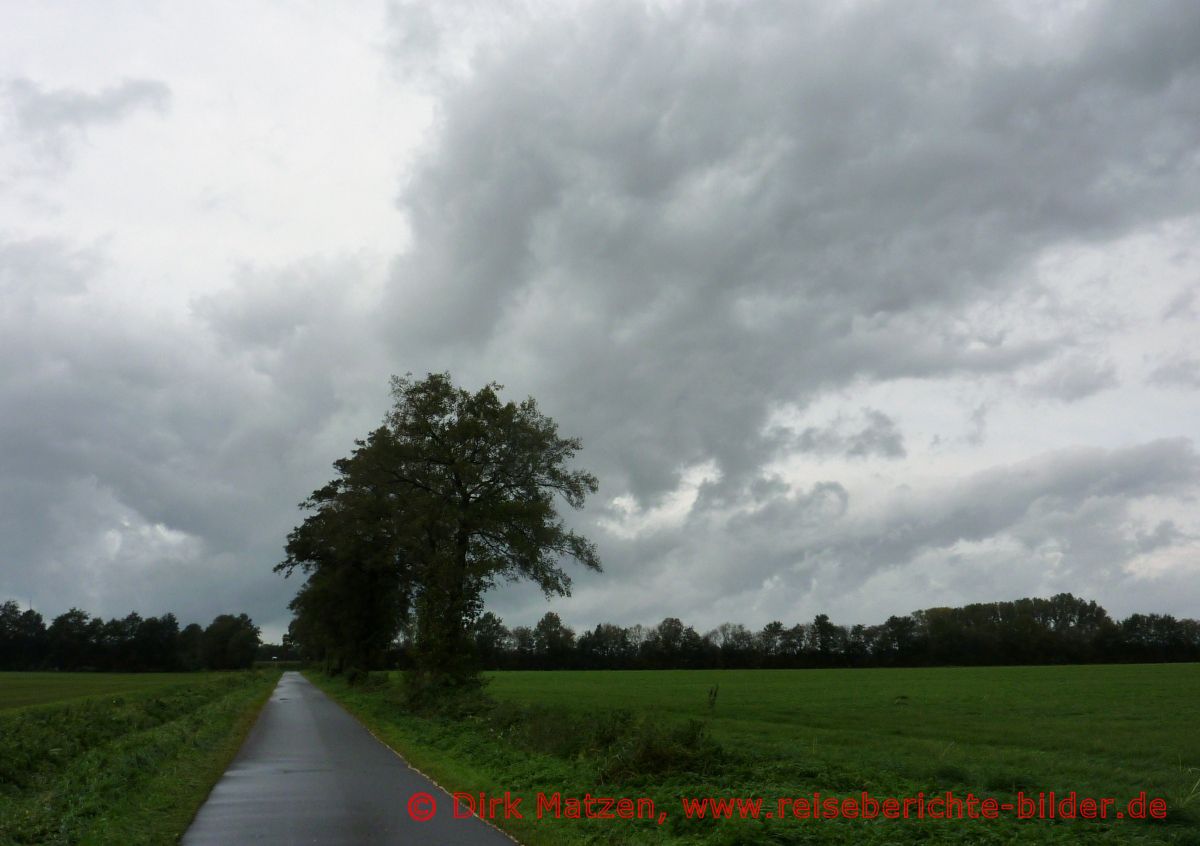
[344,667,393,689]
[479,700,724,782]
[594,715,723,782]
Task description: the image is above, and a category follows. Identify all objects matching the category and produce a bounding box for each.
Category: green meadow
[486,665,1198,804]
[315,663,1200,845]
[0,672,214,712]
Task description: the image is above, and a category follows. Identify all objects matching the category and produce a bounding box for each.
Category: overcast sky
[2,0,1198,641]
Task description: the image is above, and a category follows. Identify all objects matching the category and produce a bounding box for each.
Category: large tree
[279,372,600,694]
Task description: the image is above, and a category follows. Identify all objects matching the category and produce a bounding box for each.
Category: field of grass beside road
[0,670,279,846]
[0,672,215,712]
[313,664,1200,846]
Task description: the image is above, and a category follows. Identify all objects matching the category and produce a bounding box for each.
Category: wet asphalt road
[182,672,516,845]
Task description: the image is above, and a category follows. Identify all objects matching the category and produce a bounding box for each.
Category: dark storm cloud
[378,0,1200,625]
[0,237,389,629]
[383,0,1200,504]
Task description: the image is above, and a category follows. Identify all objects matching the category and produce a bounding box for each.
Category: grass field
[0,672,218,712]
[314,664,1200,845]
[488,665,1200,806]
[0,671,279,845]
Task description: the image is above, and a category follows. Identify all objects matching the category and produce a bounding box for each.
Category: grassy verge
[310,668,1200,846]
[0,670,279,845]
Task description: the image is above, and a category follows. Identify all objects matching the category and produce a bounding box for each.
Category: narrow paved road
[183,672,516,845]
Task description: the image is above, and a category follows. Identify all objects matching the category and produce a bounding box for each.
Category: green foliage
[343,667,391,689]
[532,612,577,668]
[594,716,723,783]
[477,699,724,783]
[200,613,261,670]
[1,600,263,673]
[177,623,205,671]
[0,603,47,670]
[0,671,278,845]
[401,665,488,711]
[463,594,1200,671]
[278,372,601,690]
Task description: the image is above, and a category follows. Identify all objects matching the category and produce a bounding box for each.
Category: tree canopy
[0,600,258,671]
[201,613,262,670]
[278,372,601,693]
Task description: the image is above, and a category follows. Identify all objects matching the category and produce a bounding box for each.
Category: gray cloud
[378,0,1200,628]
[0,235,97,299]
[1148,356,1200,388]
[1025,353,1119,401]
[787,409,907,459]
[7,77,170,133]
[1161,287,1196,320]
[830,438,1198,581]
[1135,519,1188,553]
[551,438,1200,629]
[0,239,389,630]
[382,0,1199,505]
[3,77,170,164]
[965,401,991,446]
[2,1,1199,638]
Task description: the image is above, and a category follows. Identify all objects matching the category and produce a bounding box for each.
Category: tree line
[0,600,261,671]
[453,593,1200,671]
